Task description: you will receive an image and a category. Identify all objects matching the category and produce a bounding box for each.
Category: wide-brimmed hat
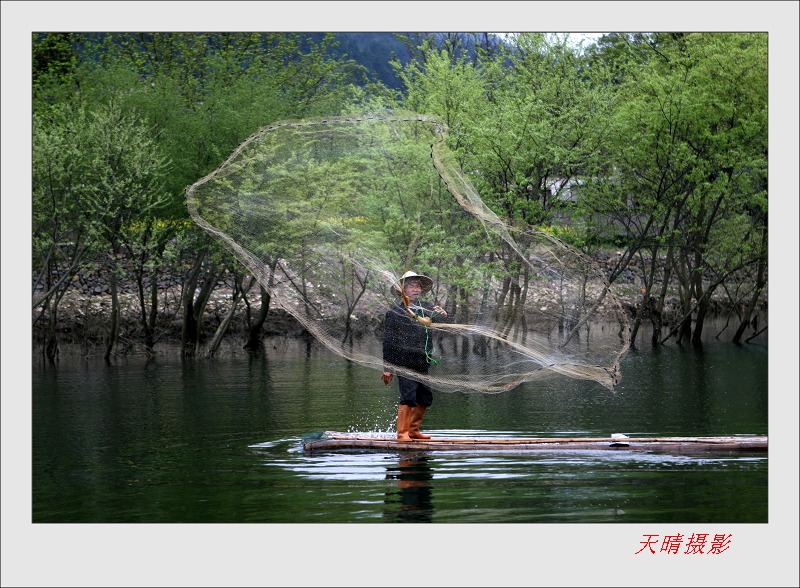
[390,270,433,295]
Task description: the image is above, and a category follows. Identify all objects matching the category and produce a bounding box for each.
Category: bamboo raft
[304,431,768,454]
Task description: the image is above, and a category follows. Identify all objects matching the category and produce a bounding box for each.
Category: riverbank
[32,248,766,353]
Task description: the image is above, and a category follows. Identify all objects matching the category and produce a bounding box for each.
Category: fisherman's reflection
[383,453,433,523]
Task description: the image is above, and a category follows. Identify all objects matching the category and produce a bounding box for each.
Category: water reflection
[383,454,434,523]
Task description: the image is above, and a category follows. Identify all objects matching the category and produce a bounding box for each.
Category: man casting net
[186,111,631,393]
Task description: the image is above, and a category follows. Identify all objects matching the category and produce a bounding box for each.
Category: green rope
[414,306,439,366]
[425,329,439,366]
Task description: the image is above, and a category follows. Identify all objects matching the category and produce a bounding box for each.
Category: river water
[12,326,797,586]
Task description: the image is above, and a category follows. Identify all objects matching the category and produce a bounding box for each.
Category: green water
[30,337,769,524]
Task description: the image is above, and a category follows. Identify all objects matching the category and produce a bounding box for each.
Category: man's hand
[382,372,394,385]
[433,305,447,317]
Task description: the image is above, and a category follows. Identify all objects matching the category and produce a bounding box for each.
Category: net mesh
[186,111,631,392]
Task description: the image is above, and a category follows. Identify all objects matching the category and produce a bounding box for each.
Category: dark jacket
[383,301,446,373]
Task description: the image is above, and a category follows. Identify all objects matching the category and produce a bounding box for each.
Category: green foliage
[32,31,769,350]
[537,224,587,248]
[33,101,170,252]
[395,34,618,232]
[32,33,80,106]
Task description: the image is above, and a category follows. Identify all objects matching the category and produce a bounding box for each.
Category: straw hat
[391,270,433,295]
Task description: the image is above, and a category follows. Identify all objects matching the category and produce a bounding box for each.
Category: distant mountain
[305,32,412,89]
[306,32,505,89]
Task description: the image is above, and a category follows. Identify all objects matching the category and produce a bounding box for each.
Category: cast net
[186,111,631,392]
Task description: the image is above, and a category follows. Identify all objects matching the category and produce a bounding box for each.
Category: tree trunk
[134,264,160,355]
[692,293,710,345]
[104,264,120,362]
[733,285,765,344]
[651,241,676,347]
[181,288,199,358]
[145,273,160,353]
[192,265,221,356]
[673,249,694,345]
[690,244,707,345]
[733,226,767,344]
[133,231,168,356]
[243,284,271,352]
[206,289,241,358]
[44,297,60,364]
[180,250,207,358]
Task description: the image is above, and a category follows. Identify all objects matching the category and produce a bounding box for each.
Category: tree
[35,32,372,356]
[32,105,96,362]
[32,32,80,107]
[578,33,767,346]
[32,101,170,360]
[79,102,170,360]
[395,33,620,340]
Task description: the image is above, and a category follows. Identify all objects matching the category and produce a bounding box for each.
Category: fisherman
[382,271,449,441]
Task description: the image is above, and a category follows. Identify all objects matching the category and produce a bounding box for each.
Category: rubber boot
[396,404,413,441]
[409,405,431,439]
